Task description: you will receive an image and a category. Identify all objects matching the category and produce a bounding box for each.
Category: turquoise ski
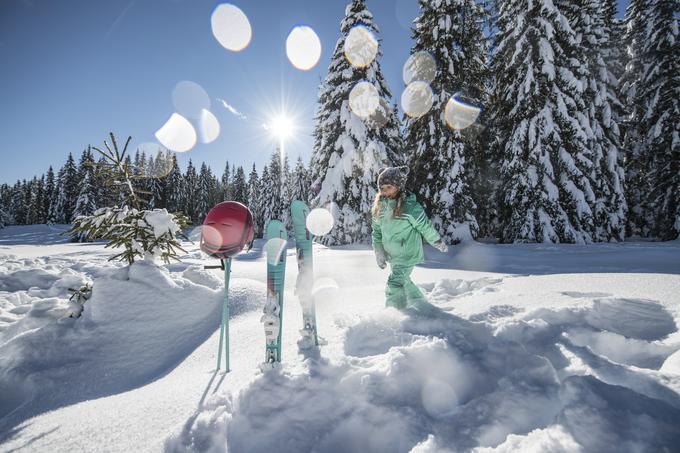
[262,220,287,366]
[291,200,318,347]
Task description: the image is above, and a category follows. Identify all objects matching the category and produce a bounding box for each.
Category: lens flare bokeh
[312,277,340,296]
[198,224,225,256]
[211,3,252,52]
[349,81,380,119]
[135,142,175,178]
[403,51,436,85]
[344,25,378,68]
[444,95,481,130]
[401,81,433,118]
[265,237,288,265]
[172,81,211,119]
[286,26,322,71]
[155,113,197,153]
[306,208,334,236]
[198,109,221,144]
[366,97,391,129]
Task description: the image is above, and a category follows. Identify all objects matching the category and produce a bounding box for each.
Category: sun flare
[270,115,294,140]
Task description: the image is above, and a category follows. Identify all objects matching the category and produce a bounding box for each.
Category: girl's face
[380,184,399,199]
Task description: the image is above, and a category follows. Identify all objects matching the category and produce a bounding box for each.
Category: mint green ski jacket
[371,193,441,266]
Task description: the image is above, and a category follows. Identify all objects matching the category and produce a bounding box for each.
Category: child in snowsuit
[371,166,448,309]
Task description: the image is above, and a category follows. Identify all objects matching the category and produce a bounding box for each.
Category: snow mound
[1,259,91,346]
[173,283,680,452]
[175,306,563,452]
[0,261,264,425]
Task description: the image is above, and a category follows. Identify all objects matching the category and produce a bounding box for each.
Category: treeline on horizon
[1,0,677,244]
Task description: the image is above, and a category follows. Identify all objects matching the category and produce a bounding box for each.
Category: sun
[270,114,294,140]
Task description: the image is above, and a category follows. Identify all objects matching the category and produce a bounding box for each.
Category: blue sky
[0,0,628,184]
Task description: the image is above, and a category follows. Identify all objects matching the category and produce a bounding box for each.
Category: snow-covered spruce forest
[0,0,677,244]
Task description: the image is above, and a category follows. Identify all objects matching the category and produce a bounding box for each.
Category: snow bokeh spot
[155,113,197,153]
[285,26,322,71]
[403,51,436,85]
[444,95,481,130]
[305,208,334,236]
[264,237,287,265]
[344,25,378,68]
[210,3,252,52]
[348,81,380,119]
[401,81,433,118]
[366,96,391,129]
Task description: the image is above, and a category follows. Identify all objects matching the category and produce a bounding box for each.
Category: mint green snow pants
[385,264,425,309]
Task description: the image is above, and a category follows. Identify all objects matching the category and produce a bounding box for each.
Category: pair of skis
[260,200,318,369]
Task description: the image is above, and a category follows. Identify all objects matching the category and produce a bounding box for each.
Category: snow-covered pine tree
[146,154,155,208]
[564,0,626,241]
[309,0,402,245]
[73,147,97,224]
[59,153,80,223]
[263,150,283,226]
[49,168,68,224]
[148,150,167,209]
[44,166,55,222]
[601,0,626,89]
[621,0,651,237]
[197,162,218,222]
[157,151,170,208]
[290,156,310,204]
[0,184,12,228]
[74,169,97,218]
[404,0,488,243]
[92,155,111,209]
[71,170,97,241]
[246,163,263,237]
[258,165,272,233]
[26,176,45,224]
[20,178,32,224]
[491,0,595,243]
[232,166,248,205]
[0,193,9,229]
[132,148,151,200]
[221,161,231,201]
[165,154,184,214]
[19,179,31,224]
[184,160,199,223]
[279,155,291,230]
[639,0,679,239]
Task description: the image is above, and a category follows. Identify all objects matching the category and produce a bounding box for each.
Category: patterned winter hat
[377,166,409,191]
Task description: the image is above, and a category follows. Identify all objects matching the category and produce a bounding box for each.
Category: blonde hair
[372,191,404,219]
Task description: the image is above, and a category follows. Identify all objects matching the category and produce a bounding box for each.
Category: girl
[371,166,448,309]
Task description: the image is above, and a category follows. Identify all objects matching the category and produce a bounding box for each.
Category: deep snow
[1,224,679,452]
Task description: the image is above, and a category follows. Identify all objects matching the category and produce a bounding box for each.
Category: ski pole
[216,258,232,372]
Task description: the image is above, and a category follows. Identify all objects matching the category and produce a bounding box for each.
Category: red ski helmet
[200,201,255,259]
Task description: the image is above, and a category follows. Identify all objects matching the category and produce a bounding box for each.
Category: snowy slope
[1,225,679,452]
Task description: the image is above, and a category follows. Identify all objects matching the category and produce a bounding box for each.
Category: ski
[261,219,287,369]
[291,200,318,348]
